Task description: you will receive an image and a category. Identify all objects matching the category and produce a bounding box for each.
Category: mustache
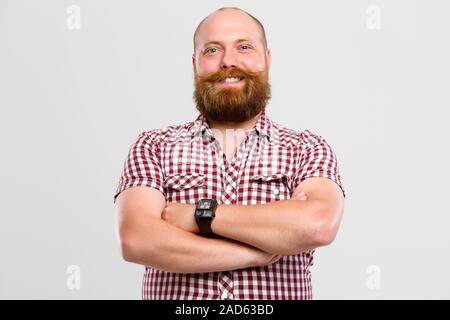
[195,68,264,83]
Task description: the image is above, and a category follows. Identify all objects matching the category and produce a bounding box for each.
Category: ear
[265,48,271,70]
[192,53,198,74]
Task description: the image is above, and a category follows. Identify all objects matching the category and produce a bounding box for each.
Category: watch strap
[196,217,214,235]
[195,199,218,235]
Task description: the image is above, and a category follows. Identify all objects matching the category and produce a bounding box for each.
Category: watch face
[198,200,211,210]
[203,210,212,218]
[196,211,212,219]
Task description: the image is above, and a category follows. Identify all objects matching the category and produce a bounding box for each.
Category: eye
[240,44,253,50]
[204,47,218,55]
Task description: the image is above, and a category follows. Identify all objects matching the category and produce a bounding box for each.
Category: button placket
[217,271,234,300]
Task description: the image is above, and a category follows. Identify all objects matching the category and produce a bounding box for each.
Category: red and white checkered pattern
[114,111,345,300]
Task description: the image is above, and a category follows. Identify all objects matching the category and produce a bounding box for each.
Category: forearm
[211,199,328,255]
[122,217,268,273]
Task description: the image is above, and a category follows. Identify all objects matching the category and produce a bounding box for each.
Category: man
[114,7,346,300]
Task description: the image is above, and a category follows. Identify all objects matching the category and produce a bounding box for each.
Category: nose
[220,49,238,69]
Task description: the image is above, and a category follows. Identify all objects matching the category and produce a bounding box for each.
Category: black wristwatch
[195,199,218,235]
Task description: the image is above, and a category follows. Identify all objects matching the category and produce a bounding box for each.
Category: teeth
[222,77,242,83]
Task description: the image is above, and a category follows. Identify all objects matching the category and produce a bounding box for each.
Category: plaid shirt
[114,111,345,300]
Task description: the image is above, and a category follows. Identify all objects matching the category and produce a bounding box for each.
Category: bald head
[193,7,267,52]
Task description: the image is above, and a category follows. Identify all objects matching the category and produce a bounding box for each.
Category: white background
[0,0,449,299]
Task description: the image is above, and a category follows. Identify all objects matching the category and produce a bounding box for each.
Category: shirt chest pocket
[249,173,291,203]
[163,173,205,204]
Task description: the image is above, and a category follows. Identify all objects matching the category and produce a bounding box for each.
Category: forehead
[196,10,261,46]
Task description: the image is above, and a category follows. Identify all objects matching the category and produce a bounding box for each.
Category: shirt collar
[191,111,275,142]
[253,111,274,141]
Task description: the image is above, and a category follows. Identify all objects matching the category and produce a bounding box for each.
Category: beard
[193,67,271,122]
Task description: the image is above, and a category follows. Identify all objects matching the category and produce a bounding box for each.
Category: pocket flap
[251,173,289,182]
[164,173,205,190]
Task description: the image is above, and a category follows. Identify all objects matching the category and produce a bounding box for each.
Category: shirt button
[221,292,228,299]
[226,185,233,192]
[273,188,280,195]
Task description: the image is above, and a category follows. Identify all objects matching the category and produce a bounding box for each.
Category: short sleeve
[113,130,165,203]
[292,130,346,198]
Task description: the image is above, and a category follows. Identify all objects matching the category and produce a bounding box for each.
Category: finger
[293,192,306,199]
[292,191,304,198]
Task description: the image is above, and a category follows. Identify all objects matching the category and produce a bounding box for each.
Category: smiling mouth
[218,77,245,84]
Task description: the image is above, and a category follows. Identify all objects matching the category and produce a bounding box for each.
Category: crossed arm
[115,177,344,273]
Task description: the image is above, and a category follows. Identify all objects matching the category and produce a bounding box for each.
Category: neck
[207,112,263,133]
[206,112,263,161]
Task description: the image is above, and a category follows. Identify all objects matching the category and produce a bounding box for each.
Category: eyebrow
[203,38,255,48]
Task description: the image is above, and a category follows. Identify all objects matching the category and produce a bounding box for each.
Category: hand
[262,253,283,266]
[291,191,308,201]
[240,243,283,267]
[161,202,199,233]
[251,249,282,267]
